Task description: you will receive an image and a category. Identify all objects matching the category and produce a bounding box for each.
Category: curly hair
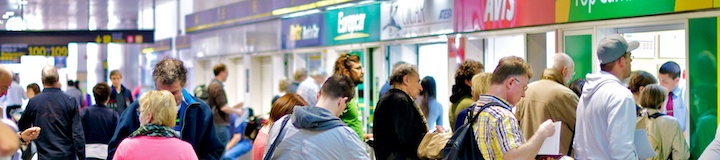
[454,60,484,87]
[153,58,188,86]
[333,53,361,77]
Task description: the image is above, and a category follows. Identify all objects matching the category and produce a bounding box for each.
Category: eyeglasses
[512,77,528,91]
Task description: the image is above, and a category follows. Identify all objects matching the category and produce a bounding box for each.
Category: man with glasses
[574,34,639,159]
[472,56,557,159]
[515,53,579,156]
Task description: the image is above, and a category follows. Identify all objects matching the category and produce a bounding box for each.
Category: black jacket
[81,104,119,144]
[19,88,85,160]
[373,89,428,160]
[107,89,224,160]
[109,85,134,114]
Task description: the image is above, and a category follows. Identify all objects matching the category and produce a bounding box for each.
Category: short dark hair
[600,52,629,72]
[213,63,227,76]
[389,63,418,86]
[110,70,122,78]
[68,80,75,86]
[153,58,188,86]
[639,84,668,109]
[628,71,657,94]
[659,61,681,79]
[26,83,40,95]
[320,75,355,101]
[491,56,533,84]
[455,60,484,87]
[93,82,112,105]
[569,78,586,97]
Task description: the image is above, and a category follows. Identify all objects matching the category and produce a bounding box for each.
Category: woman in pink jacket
[113,90,198,160]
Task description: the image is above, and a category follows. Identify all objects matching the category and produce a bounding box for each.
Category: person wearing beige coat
[636,84,690,160]
[515,53,578,156]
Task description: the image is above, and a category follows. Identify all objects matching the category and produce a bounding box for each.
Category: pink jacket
[113,136,198,160]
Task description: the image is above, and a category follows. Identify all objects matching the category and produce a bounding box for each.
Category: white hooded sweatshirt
[574,71,638,159]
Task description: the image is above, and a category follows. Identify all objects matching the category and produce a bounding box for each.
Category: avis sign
[325,3,381,45]
[454,0,555,32]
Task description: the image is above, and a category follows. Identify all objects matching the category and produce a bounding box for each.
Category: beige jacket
[515,69,578,155]
[636,108,690,160]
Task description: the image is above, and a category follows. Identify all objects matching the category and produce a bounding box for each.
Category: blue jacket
[107,89,224,160]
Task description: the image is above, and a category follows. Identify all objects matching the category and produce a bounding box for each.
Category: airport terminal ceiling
[0,0,142,30]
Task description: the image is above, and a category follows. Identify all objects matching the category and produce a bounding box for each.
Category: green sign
[325,3,381,45]
[567,0,681,22]
[565,35,593,81]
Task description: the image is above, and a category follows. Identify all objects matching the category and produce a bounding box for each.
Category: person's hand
[233,102,244,109]
[435,126,445,133]
[21,127,41,141]
[536,119,556,138]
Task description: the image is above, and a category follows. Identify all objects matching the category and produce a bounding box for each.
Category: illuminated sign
[0,44,68,64]
[0,30,154,44]
[281,13,324,49]
[325,3,380,45]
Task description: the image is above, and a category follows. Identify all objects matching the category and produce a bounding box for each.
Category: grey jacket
[265,106,369,160]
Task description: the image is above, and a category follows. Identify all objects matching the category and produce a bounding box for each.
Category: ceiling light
[5,12,14,16]
[20,0,28,5]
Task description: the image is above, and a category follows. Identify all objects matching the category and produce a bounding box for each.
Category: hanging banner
[281,13,325,49]
[325,3,381,45]
[380,0,454,40]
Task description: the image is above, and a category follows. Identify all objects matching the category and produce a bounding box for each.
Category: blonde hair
[139,90,178,127]
[471,72,492,100]
[639,84,668,109]
[278,78,290,92]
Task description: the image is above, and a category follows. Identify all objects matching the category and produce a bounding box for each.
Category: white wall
[155,0,179,40]
[485,34,526,72]
[418,43,451,128]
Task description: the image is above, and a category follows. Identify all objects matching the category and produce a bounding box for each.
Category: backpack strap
[465,102,503,125]
[648,112,666,119]
[263,115,292,160]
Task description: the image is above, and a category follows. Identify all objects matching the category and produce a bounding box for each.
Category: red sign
[126,35,134,43]
[454,0,555,32]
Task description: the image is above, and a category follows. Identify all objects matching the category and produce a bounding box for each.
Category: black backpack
[243,108,265,141]
[442,102,500,160]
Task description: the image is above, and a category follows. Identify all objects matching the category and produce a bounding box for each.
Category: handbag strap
[263,115,292,160]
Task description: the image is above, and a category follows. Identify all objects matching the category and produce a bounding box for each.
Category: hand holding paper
[538,121,562,156]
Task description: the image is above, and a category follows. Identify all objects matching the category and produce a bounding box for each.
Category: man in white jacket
[574,34,639,159]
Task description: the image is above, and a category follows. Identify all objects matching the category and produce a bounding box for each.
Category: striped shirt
[471,95,525,160]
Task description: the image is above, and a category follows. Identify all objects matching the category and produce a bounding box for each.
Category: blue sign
[281,13,325,49]
[54,57,67,68]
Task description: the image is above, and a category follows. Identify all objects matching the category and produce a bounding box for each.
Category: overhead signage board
[454,0,713,32]
[454,0,555,32]
[1,44,69,64]
[0,30,154,44]
[175,35,192,50]
[186,0,275,33]
[380,0,454,40]
[281,13,325,49]
[325,3,381,45]
[141,38,173,54]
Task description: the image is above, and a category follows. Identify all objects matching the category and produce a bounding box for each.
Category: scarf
[129,124,180,138]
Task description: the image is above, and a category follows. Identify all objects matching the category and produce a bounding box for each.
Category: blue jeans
[214,125,231,146]
[222,138,253,160]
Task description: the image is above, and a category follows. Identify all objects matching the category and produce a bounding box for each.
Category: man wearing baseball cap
[574,34,640,159]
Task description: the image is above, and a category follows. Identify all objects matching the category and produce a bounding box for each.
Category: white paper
[634,129,657,159]
[538,121,562,155]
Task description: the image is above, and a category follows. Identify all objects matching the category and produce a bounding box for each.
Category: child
[637,84,690,160]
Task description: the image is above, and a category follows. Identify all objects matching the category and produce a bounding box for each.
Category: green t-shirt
[340,98,363,140]
[449,96,474,131]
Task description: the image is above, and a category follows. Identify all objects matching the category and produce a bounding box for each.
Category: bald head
[42,66,59,87]
[0,65,13,96]
[551,53,575,84]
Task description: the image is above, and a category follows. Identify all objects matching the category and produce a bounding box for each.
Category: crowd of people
[1,34,720,160]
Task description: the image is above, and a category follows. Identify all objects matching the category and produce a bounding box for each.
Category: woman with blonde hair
[637,84,690,160]
[453,72,492,130]
[113,90,198,160]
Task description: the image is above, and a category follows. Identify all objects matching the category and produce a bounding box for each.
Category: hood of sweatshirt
[291,106,346,131]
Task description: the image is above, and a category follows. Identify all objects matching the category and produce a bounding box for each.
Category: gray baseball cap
[597,34,639,64]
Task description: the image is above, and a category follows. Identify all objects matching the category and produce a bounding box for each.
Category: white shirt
[575,71,638,159]
[0,82,26,106]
